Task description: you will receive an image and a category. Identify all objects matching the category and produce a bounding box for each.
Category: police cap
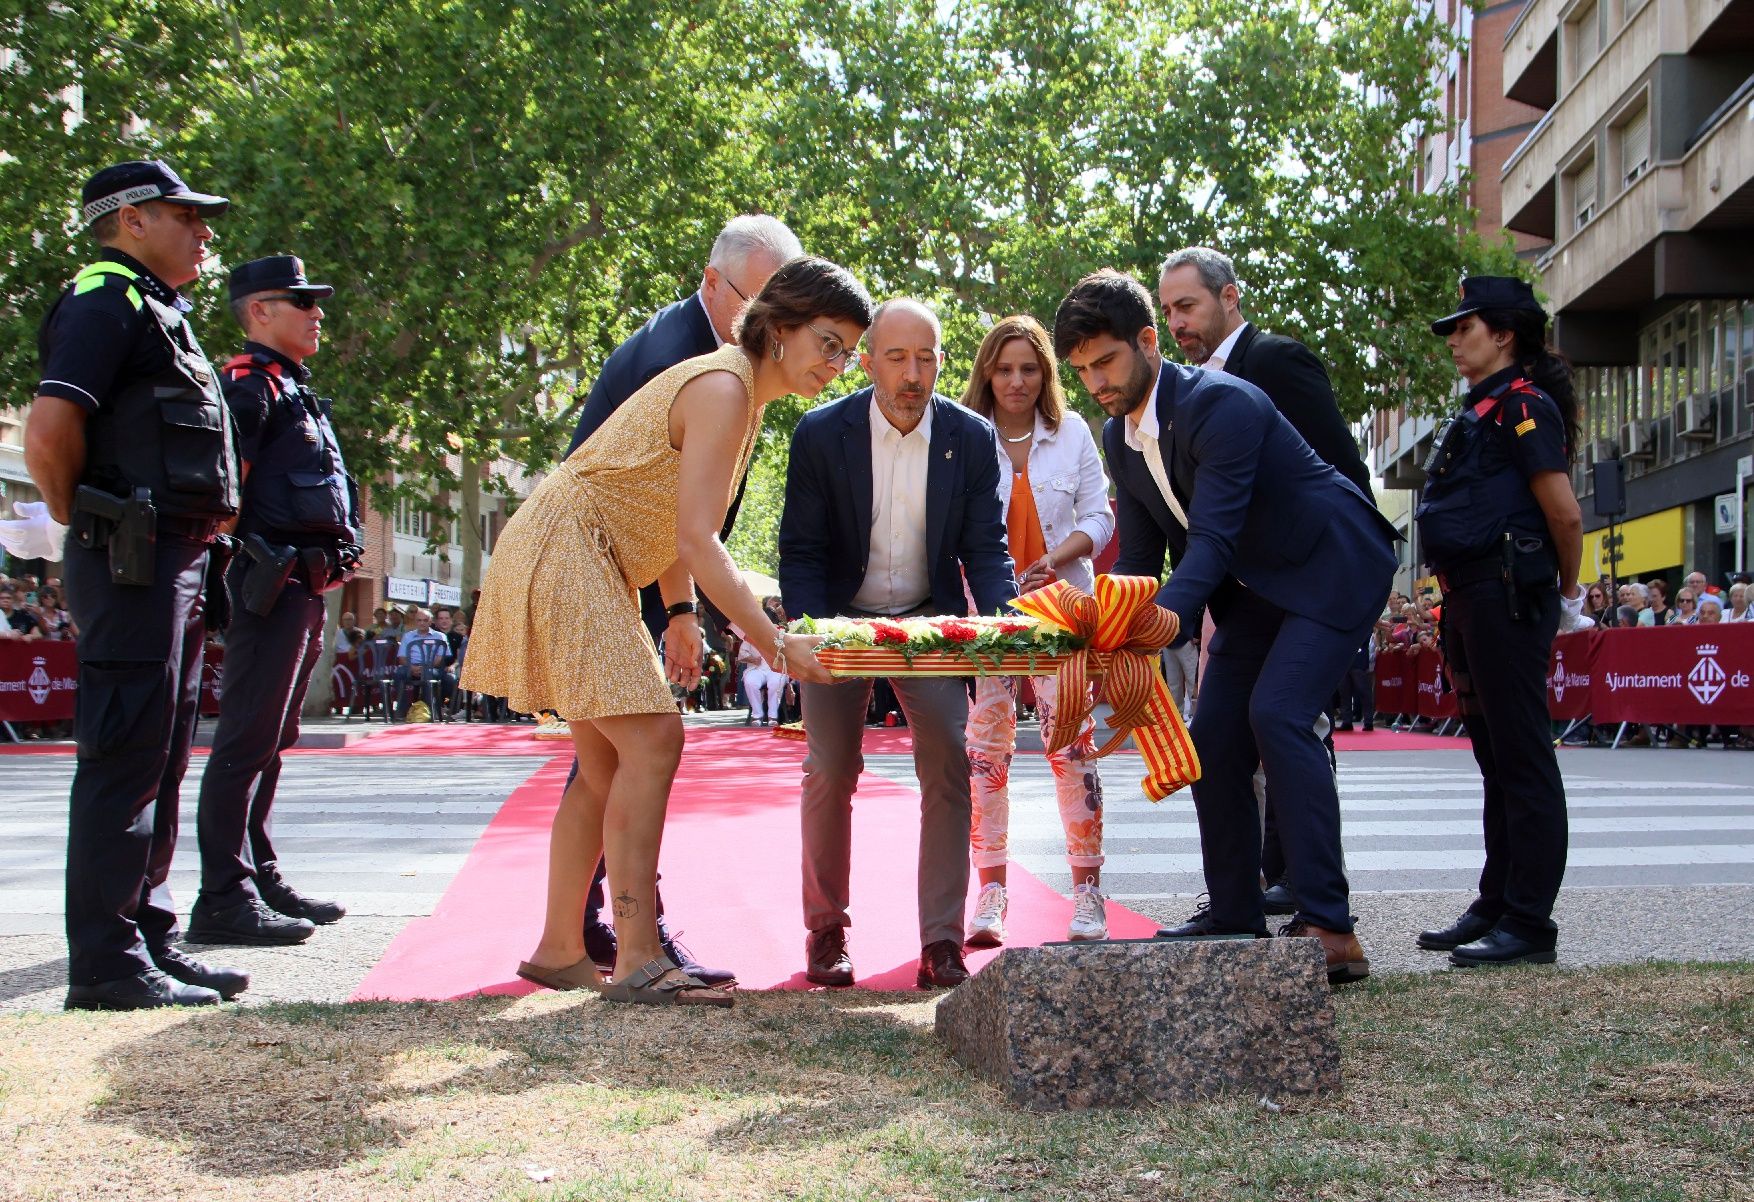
[1428,276,1545,336]
[228,255,335,301]
[82,160,229,227]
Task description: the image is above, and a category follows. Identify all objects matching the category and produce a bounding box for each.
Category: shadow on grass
[77,962,1754,1201]
[90,988,952,1179]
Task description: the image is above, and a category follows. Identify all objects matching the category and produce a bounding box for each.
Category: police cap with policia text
[81,160,229,227]
[1428,276,1545,336]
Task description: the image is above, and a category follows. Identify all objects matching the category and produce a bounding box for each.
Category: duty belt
[1435,555,1501,593]
[159,514,224,543]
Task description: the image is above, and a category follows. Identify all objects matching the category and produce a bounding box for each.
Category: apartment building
[1369,0,1553,592]
[1501,0,1754,583]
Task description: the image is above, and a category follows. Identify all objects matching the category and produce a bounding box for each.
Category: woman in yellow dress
[462,257,872,1006]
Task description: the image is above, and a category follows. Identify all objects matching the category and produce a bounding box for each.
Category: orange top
[1007,464,1048,572]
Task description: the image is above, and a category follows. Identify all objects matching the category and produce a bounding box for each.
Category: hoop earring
[772,343,785,362]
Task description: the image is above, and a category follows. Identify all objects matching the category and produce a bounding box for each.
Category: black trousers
[63,535,211,985]
[1441,579,1567,942]
[196,562,325,903]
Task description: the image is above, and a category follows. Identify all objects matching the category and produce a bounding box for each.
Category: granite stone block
[934,937,1340,1109]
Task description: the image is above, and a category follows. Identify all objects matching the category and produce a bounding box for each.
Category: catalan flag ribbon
[1008,574,1200,802]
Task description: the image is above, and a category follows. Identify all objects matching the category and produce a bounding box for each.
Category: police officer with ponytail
[1414,276,1590,967]
[187,256,359,946]
[25,161,247,1009]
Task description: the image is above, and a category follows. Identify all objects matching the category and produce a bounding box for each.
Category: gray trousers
[799,675,972,947]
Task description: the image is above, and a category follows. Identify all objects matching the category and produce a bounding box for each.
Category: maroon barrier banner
[1590,624,1754,725]
[1411,646,1457,719]
[0,641,78,722]
[1374,647,1415,714]
[1,641,227,723]
[1546,630,1600,720]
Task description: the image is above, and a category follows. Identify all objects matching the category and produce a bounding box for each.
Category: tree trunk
[459,452,484,603]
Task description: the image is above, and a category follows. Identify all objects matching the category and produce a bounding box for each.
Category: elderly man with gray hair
[557,212,803,986]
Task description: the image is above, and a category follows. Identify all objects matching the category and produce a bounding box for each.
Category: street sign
[1717,492,1739,536]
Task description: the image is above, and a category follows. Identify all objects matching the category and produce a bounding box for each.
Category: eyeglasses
[261,293,320,311]
[807,322,860,368]
[721,275,750,303]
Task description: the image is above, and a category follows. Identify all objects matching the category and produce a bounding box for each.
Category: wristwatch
[666,600,698,620]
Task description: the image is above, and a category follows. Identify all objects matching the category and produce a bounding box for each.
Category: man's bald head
[868,298,942,350]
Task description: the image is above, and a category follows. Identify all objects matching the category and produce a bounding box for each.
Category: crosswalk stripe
[1051,844,1754,873]
[1004,815,1754,837]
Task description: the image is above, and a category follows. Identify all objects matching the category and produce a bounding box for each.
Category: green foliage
[4,0,1504,581]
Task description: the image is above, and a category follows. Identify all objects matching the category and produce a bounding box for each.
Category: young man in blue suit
[779,299,1017,990]
[1053,270,1397,983]
[560,214,802,984]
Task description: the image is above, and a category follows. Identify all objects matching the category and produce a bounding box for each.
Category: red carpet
[320,723,561,756]
[353,725,1159,1000]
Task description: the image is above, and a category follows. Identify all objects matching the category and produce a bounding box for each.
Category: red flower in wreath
[938,619,979,644]
[996,620,1032,635]
[870,620,909,646]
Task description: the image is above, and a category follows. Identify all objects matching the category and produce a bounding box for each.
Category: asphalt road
[2,721,1750,1010]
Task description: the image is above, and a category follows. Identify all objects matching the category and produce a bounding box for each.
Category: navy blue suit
[1104,361,1396,934]
[778,388,1017,620]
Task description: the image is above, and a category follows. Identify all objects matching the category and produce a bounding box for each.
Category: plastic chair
[358,637,401,722]
[401,635,453,722]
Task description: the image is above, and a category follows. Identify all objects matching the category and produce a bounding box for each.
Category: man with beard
[1158,245,1376,916]
[779,299,1016,990]
[1053,269,1397,984]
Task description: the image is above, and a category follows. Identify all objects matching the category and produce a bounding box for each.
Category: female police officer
[1414,276,1589,967]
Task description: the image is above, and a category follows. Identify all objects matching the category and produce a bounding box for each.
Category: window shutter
[1575,157,1598,225]
[1620,107,1650,184]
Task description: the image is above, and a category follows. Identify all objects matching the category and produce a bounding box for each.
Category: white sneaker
[1068,882,1108,941]
[967,882,1008,947]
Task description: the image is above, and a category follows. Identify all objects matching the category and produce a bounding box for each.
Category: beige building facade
[1502,0,1754,582]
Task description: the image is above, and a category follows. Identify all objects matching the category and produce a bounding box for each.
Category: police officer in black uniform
[25,160,248,1009]
[1414,276,1589,967]
[187,256,358,945]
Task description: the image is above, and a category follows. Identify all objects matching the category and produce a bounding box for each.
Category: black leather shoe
[1261,882,1297,915]
[659,922,736,987]
[258,863,346,925]
[917,939,969,989]
[582,920,618,973]
[806,926,854,986]
[153,945,249,1000]
[65,968,220,1011]
[1449,926,1557,967]
[1154,898,1266,940]
[1416,910,1495,952]
[186,896,316,946]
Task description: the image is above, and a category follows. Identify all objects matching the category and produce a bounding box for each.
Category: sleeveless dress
[461,345,759,719]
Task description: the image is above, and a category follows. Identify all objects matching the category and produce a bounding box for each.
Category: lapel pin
[945,449,953,459]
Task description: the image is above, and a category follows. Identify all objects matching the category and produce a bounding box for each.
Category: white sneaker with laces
[1068,881,1108,941]
[967,882,1008,947]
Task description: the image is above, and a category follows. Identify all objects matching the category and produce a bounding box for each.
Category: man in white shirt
[779,300,1017,990]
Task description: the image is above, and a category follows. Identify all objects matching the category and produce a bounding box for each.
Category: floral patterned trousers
[966,674,1104,869]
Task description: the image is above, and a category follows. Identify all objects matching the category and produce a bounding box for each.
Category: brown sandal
[600,955,734,1008]
[516,955,604,992]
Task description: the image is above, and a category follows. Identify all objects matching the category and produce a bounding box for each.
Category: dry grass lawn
[0,962,1748,1202]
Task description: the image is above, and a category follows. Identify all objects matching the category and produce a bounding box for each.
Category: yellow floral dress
[461,345,758,720]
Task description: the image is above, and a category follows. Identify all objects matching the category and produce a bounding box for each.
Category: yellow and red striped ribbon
[1009,574,1200,802]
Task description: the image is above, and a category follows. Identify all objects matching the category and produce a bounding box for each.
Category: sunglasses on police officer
[261,293,321,311]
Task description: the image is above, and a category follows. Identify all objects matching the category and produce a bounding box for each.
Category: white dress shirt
[1121,374,1189,529]
[1202,320,1248,372]
[850,396,933,614]
[989,414,1113,594]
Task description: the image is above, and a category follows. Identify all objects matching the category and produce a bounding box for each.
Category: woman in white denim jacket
[958,315,1115,943]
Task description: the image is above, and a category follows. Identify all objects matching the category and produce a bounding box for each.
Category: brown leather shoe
[1279,920,1370,985]
[805,926,853,987]
[916,939,969,989]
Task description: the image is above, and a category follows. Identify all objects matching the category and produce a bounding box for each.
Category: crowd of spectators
[1366,569,1754,750]
[0,573,77,642]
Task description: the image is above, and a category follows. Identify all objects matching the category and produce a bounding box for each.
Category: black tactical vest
[70,277,240,519]
[223,353,355,541]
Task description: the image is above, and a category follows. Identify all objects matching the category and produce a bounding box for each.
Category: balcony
[1503,0,1669,237]
[1541,85,1754,318]
[1688,0,1754,52]
[1504,0,1561,108]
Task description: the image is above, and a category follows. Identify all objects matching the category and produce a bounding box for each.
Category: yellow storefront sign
[1583,506,1684,580]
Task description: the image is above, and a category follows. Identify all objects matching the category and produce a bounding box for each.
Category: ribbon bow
[1010,574,1200,802]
